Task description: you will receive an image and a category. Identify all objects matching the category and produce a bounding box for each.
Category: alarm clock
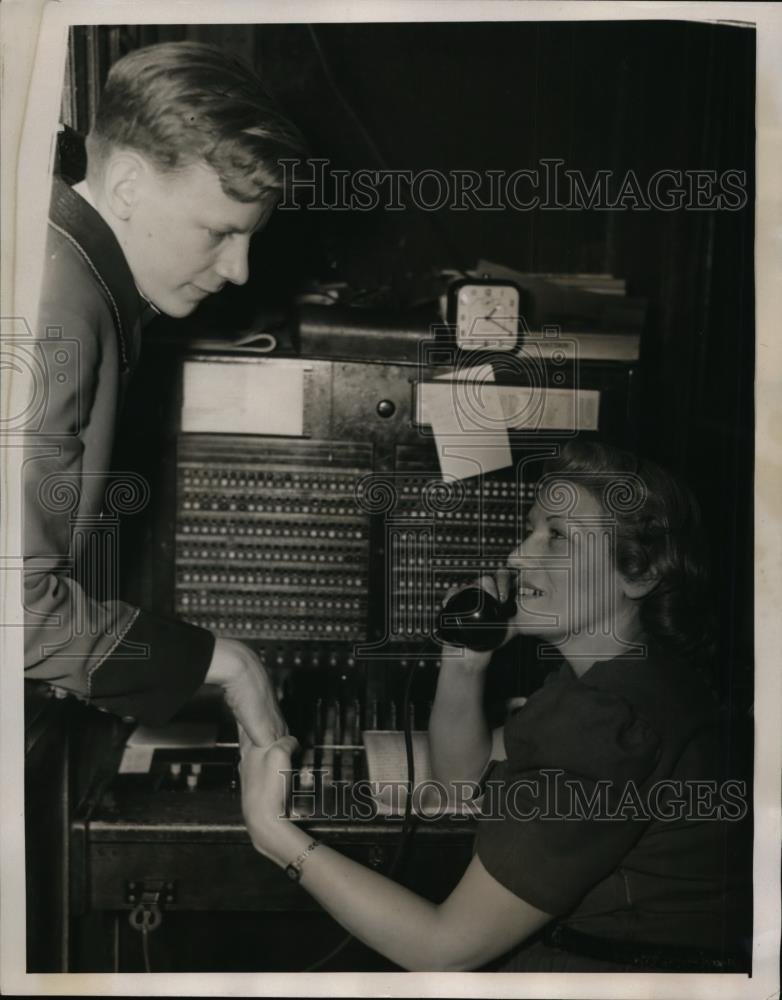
[446,276,522,352]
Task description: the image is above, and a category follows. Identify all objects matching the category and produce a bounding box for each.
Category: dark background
[64,18,755,698]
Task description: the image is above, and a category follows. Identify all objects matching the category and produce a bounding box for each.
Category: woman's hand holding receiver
[429,572,515,786]
[438,571,515,672]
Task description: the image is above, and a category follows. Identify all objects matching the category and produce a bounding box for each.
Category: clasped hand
[239,727,299,859]
[204,637,288,747]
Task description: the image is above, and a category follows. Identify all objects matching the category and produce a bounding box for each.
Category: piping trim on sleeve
[86,606,142,698]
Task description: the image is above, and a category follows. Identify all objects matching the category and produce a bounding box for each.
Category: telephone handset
[434,582,517,652]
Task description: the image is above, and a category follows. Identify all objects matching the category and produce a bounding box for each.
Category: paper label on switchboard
[499,385,600,431]
[416,377,513,481]
[417,380,600,435]
[181,360,305,436]
[362,730,478,816]
[118,745,155,775]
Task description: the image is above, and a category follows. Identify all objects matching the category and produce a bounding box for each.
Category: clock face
[455,283,520,350]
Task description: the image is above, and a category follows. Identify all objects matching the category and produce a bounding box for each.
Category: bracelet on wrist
[284,839,320,882]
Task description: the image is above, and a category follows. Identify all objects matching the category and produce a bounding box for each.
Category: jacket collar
[48,175,154,372]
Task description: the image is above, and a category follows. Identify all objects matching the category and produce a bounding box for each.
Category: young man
[24,41,307,743]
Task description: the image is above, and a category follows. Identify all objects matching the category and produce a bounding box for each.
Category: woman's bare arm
[428,652,494,790]
[241,736,543,971]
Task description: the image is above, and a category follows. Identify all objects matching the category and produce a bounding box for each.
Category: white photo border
[1,2,779,997]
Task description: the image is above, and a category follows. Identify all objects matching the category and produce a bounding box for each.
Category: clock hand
[486,316,515,336]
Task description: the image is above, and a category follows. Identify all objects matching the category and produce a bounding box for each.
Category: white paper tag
[181,360,304,436]
[362,730,478,816]
[118,745,155,775]
[417,376,513,481]
[499,385,601,431]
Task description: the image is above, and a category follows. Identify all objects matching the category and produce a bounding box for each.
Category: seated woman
[239,439,750,972]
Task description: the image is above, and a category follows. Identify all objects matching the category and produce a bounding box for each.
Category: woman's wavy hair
[540,439,717,666]
[86,41,308,202]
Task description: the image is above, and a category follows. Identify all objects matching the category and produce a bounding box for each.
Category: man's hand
[204,638,287,747]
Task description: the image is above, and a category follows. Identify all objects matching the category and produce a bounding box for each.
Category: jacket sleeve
[23,231,214,725]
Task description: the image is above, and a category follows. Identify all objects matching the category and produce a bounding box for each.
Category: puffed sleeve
[475,669,662,915]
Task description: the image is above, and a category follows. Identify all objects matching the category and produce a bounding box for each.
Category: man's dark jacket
[23,176,214,724]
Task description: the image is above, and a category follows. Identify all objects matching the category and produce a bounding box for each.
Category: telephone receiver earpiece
[434,582,517,652]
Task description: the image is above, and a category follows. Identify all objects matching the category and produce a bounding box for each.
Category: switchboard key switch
[299,748,316,790]
[340,747,354,786]
[321,699,338,784]
[345,697,362,743]
[313,697,325,761]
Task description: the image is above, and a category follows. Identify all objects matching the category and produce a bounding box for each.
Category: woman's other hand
[239,727,299,859]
